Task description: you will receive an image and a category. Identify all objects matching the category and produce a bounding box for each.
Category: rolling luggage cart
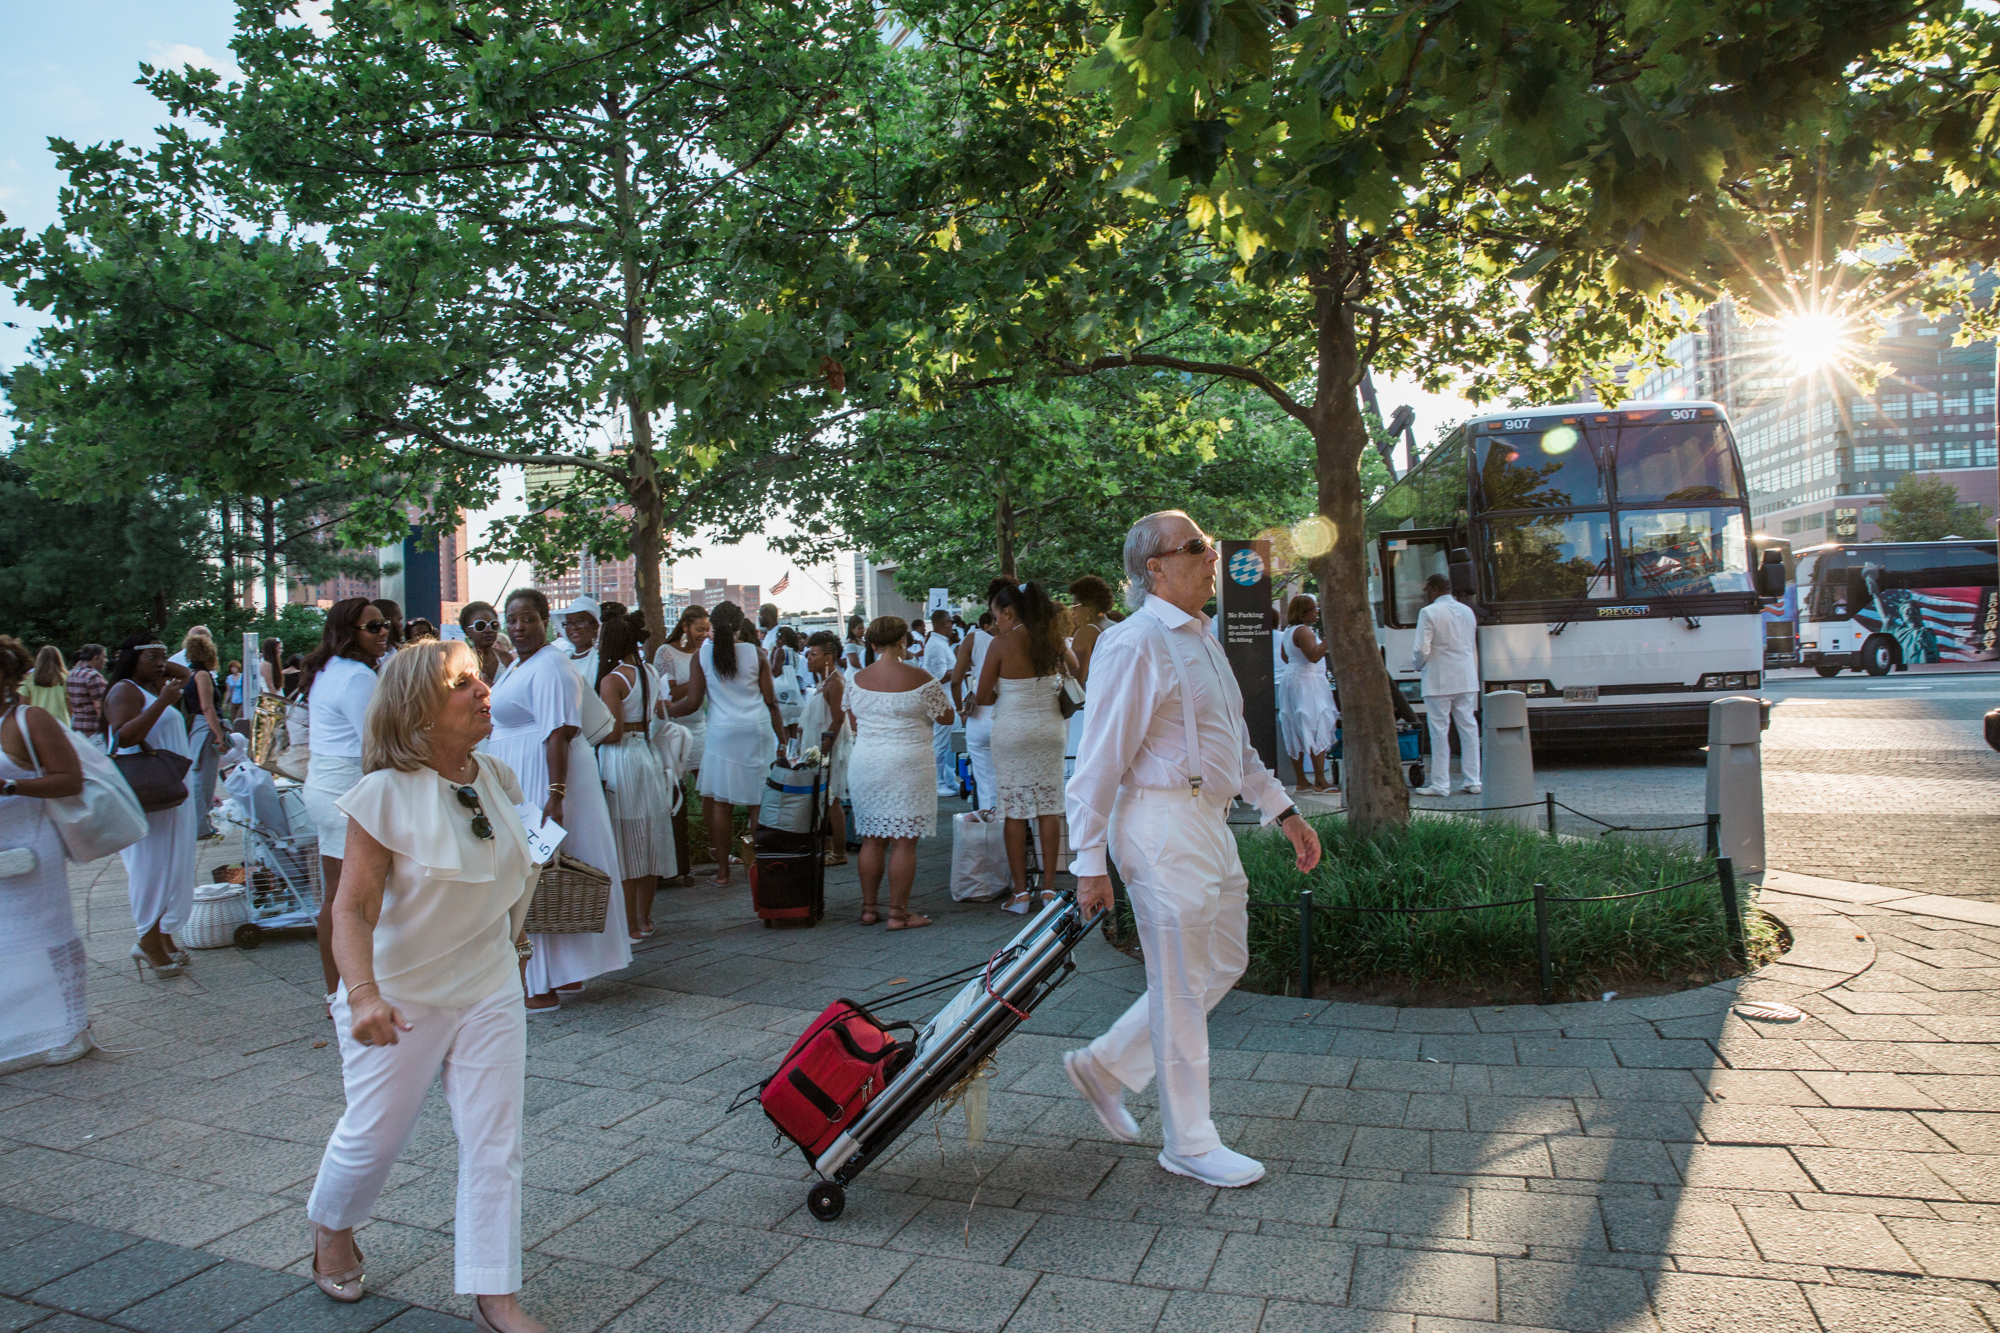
[748,894,1102,1222]
[1330,721,1427,788]
[751,763,828,927]
[216,767,322,947]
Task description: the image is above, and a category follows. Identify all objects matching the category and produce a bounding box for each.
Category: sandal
[886,911,932,931]
[1002,893,1032,915]
[859,906,880,926]
[824,851,848,866]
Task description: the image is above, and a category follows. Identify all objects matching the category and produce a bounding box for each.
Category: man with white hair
[1063,510,1322,1188]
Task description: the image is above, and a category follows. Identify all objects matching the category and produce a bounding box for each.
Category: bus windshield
[1475,426,1605,511]
[1612,421,1743,503]
[1486,512,1616,601]
[1620,509,1751,595]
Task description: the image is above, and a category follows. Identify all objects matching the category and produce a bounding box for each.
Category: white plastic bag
[950,811,1009,901]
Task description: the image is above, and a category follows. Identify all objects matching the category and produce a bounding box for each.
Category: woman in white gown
[0,637,92,1070]
[845,617,954,930]
[486,589,629,1013]
[974,581,1076,914]
[595,615,675,941]
[1279,594,1340,791]
[1063,576,1116,778]
[301,599,389,994]
[104,637,201,977]
[665,600,784,889]
[654,607,710,880]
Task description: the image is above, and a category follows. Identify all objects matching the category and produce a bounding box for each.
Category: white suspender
[1141,610,1207,793]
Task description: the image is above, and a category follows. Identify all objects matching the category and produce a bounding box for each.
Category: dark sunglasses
[451,784,494,840]
[464,620,500,633]
[1153,536,1214,560]
[361,620,391,635]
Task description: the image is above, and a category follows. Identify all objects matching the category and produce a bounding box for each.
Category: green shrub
[1237,814,1776,1000]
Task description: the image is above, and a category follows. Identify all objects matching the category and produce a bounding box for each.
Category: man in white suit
[1411,573,1480,796]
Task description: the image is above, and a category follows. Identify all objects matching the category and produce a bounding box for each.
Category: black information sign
[1218,538,1278,772]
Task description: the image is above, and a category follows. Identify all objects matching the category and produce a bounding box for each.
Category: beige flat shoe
[311,1228,365,1304]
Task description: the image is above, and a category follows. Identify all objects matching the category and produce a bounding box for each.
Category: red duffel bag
[757,999,913,1162]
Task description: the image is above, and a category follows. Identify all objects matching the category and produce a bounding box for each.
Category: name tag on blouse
[514,806,568,866]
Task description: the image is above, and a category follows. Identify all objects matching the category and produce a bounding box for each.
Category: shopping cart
[216,762,323,948]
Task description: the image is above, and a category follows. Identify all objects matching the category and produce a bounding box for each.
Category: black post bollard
[1534,880,1552,1005]
[1546,792,1557,840]
[1298,889,1314,1000]
[1716,856,1748,970]
[1706,812,1721,859]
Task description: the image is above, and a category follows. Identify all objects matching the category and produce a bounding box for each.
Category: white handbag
[576,670,617,746]
[13,707,149,863]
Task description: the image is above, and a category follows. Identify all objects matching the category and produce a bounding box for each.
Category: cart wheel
[1408,763,1424,787]
[234,923,264,950]
[807,1181,845,1222]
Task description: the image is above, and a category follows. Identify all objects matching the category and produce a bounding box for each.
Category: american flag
[771,571,791,594]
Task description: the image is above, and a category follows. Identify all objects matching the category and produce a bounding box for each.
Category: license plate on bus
[1563,686,1598,703]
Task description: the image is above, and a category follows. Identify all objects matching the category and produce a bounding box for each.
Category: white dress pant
[1423,691,1482,788]
[965,711,997,812]
[1084,786,1247,1158]
[307,981,526,1295]
[933,720,957,792]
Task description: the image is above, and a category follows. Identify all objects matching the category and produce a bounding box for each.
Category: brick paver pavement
[2,809,1996,1333]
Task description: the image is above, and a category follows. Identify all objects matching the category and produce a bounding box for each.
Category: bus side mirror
[1448,548,1477,599]
[1756,549,1786,597]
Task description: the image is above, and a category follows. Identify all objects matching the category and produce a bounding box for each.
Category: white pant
[1423,692,1481,788]
[1085,787,1247,1157]
[933,721,957,791]
[308,982,526,1295]
[965,711,997,812]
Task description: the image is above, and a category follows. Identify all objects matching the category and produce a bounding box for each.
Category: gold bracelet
[347,980,380,1000]
[547,782,567,796]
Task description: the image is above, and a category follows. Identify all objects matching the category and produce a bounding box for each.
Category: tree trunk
[1308,266,1410,834]
[219,502,236,611]
[996,486,1017,581]
[609,90,667,645]
[261,496,279,616]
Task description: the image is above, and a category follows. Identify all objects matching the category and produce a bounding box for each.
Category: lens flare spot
[1541,426,1580,456]
[1291,515,1336,558]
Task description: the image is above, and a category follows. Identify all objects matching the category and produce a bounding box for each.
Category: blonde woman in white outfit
[301,598,390,994]
[306,640,544,1333]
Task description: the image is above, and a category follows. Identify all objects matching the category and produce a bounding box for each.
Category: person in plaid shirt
[66,644,108,738]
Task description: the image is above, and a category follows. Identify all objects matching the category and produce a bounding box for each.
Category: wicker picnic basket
[523,853,612,934]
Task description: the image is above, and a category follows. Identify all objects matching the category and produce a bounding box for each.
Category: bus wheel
[1861,637,1897,677]
[1814,663,1842,678]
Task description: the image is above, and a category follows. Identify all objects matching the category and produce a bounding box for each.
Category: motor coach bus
[1794,539,1999,676]
[1363,401,1784,747]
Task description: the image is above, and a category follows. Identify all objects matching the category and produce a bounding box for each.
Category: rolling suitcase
[750,769,826,928]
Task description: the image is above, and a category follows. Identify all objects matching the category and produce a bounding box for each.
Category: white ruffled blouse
[336,754,538,1009]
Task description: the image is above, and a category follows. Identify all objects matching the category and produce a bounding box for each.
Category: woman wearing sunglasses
[302,598,391,997]
[457,602,515,685]
[305,639,545,1333]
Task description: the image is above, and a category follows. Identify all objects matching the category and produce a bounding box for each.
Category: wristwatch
[0,779,16,797]
[1276,806,1302,827]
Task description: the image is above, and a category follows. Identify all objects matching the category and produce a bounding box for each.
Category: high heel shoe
[310,1226,365,1304]
[129,943,183,979]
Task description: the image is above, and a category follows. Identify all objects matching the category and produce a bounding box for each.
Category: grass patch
[1234,814,1780,1003]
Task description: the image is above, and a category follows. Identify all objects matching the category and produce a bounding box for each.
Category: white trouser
[307,982,526,1295]
[1085,786,1247,1157]
[1423,691,1481,788]
[965,710,997,812]
[933,720,957,791]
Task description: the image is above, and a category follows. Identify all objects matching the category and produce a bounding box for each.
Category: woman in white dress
[949,606,999,814]
[665,600,784,889]
[1064,575,1116,778]
[103,636,201,975]
[0,637,93,1069]
[486,589,630,1013]
[302,599,390,994]
[974,581,1076,914]
[798,631,851,865]
[655,607,710,877]
[595,615,675,941]
[1279,594,1340,791]
[845,617,954,929]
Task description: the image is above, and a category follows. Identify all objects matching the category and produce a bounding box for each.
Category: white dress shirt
[1065,598,1291,878]
[920,631,957,681]
[1411,593,1479,696]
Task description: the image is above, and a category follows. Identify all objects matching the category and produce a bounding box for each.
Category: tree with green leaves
[1875,473,1993,543]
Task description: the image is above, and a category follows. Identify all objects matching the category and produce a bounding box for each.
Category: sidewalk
[1,808,1996,1333]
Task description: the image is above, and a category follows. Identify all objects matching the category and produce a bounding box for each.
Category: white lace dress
[990,675,1067,820]
[845,678,951,839]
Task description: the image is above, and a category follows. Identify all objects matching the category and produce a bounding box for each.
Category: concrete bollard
[1704,697,1765,880]
[1481,690,1537,827]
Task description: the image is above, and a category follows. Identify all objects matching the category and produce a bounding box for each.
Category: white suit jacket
[1411,594,1479,697]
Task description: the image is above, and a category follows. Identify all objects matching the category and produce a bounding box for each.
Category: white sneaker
[936,786,960,798]
[1413,784,1450,798]
[1461,784,1482,795]
[1158,1144,1266,1188]
[1063,1051,1139,1143]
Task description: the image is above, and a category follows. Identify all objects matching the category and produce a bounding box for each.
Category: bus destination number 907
[1502,418,1531,430]
[1670,409,1699,420]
